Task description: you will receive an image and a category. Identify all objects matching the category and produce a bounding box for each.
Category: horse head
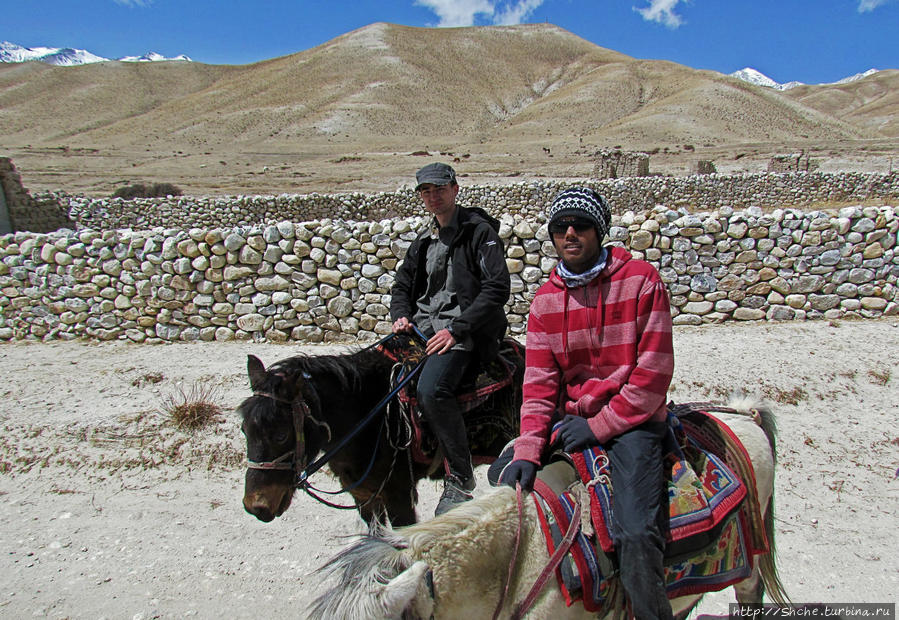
[239,354,328,522]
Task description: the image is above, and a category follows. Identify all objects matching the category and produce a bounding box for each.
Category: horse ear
[247,355,267,390]
[378,561,433,618]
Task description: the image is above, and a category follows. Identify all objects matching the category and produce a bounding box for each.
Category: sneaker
[434,474,475,516]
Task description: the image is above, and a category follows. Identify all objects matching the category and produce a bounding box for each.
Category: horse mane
[308,487,518,619]
[268,346,389,393]
[237,346,389,424]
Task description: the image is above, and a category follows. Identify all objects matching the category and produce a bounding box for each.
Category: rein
[296,342,429,487]
[492,483,524,620]
[506,480,583,620]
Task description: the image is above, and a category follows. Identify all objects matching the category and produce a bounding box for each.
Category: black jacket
[391,206,511,360]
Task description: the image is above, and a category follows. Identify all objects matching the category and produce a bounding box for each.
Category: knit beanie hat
[547,187,612,240]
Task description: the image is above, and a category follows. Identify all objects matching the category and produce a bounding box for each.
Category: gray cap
[415,162,457,191]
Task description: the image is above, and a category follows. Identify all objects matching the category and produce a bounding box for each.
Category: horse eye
[274,428,292,443]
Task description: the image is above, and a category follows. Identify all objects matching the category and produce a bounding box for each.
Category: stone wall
[0,158,74,234]
[1,204,896,343]
[38,172,898,232]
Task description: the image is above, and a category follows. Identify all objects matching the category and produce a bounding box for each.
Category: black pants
[607,421,673,620]
[415,349,474,481]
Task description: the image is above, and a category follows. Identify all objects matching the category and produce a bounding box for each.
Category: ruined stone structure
[768,153,820,173]
[593,149,650,179]
[0,158,73,234]
[696,160,717,175]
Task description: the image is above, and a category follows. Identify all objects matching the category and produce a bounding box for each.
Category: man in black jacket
[391,162,511,515]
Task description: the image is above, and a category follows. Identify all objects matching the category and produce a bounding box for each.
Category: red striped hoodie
[513,245,674,464]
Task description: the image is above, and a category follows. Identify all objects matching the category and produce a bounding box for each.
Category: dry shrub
[162,382,222,431]
[112,182,183,200]
[763,385,808,405]
[132,372,164,387]
[867,368,891,386]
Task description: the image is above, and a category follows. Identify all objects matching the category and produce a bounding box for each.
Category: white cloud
[858,0,895,11]
[114,0,153,6]
[415,0,545,27]
[494,0,546,25]
[415,0,495,27]
[634,0,686,28]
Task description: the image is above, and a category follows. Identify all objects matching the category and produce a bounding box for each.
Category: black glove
[499,460,537,492]
[556,414,599,452]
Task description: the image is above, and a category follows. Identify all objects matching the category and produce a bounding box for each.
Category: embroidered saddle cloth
[377,336,523,465]
[532,406,769,612]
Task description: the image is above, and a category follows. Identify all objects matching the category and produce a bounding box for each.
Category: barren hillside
[0,22,895,196]
[783,70,899,138]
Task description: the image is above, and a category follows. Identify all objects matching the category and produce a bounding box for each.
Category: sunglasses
[548,218,595,235]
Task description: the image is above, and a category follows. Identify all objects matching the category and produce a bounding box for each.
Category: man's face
[550,217,602,274]
[418,183,459,220]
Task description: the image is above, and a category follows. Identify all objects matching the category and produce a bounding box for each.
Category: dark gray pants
[416,349,474,481]
[607,420,674,620]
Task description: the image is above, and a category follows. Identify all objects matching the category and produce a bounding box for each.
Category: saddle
[525,405,769,612]
[376,335,523,468]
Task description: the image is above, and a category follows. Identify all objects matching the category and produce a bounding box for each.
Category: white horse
[308,399,789,619]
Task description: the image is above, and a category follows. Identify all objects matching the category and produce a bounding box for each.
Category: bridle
[245,389,311,476]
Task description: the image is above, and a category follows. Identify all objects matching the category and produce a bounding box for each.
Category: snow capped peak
[119,51,192,63]
[835,68,879,84]
[0,41,191,66]
[730,66,881,90]
[730,67,787,90]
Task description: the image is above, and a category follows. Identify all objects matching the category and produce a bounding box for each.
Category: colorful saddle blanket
[532,406,769,612]
[377,336,523,466]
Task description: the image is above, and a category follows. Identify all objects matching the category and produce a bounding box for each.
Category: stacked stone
[612,205,898,324]
[27,171,898,233]
[0,218,427,343]
[1,205,897,343]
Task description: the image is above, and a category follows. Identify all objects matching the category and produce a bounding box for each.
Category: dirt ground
[0,318,897,618]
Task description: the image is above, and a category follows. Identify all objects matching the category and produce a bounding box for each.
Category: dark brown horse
[239,335,524,526]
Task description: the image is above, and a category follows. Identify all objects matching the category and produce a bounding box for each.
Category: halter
[245,390,311,475]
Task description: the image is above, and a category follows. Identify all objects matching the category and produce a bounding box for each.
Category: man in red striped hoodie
[501,187,675,620]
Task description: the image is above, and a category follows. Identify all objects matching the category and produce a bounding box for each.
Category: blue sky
[5,0,897,84]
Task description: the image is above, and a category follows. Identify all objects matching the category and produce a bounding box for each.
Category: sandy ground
[0,318,897,619]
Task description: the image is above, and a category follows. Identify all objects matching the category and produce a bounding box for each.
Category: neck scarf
[556,248,608,288]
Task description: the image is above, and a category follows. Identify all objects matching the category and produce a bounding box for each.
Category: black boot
[435,473,475,516]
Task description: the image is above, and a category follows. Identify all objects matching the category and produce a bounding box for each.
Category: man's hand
[392,317,412,334]
[499,460,537,492]
[425,328,455,355]
[556,415,599,452]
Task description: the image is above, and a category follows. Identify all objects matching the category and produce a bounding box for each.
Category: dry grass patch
[162,381,223,431]
[867,368,891,386]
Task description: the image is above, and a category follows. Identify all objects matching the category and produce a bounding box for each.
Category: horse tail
[307,531,413,620]
[743,401,791,606]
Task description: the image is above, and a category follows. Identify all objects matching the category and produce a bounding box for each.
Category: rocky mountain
[0,23,895,196]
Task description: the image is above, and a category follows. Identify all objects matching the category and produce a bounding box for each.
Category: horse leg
[734,565,765,604]
[348,473,418,527]
[381,464,418,526]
